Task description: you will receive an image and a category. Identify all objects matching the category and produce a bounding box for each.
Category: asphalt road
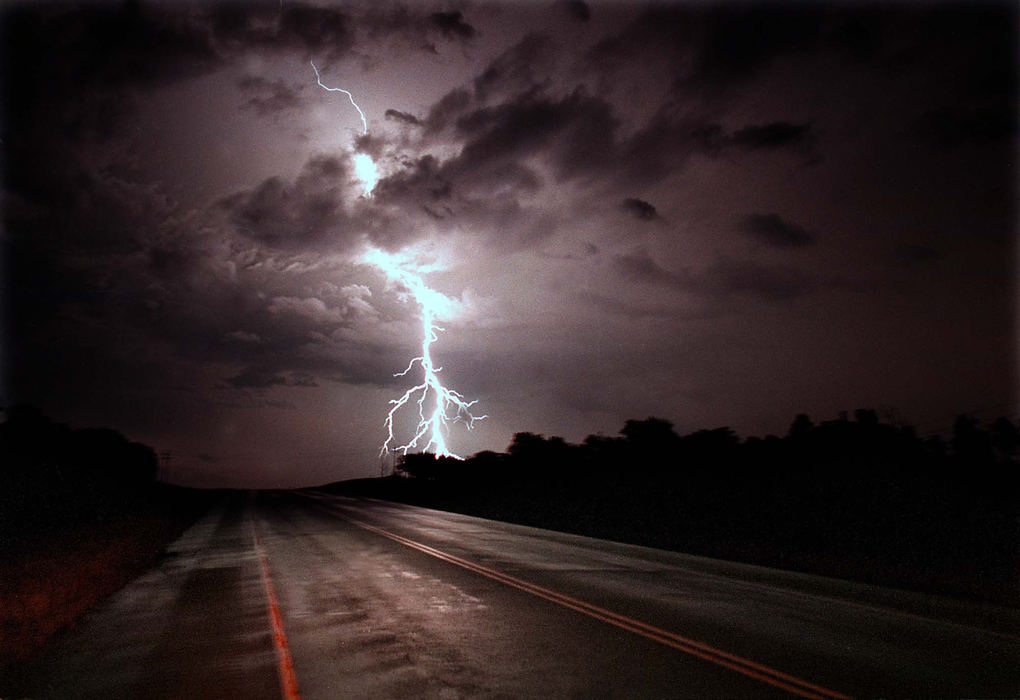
[4,490,1019,699]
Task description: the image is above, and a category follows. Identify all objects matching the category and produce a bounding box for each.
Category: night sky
[2,1,1016,487]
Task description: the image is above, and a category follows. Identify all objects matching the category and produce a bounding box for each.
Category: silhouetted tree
[854,408,879,426]
[788,413,814,439]
[72,428,158,485]
[465,450,508,483]
[990,417,1020,463]
[619,417,681,473]
[507,432,547,461]
[923,434,949,460]
[952,415,994,465]
[1,405,161,534]
[397,452,461,480]
[620,417,679,447]
[682,427,739,461]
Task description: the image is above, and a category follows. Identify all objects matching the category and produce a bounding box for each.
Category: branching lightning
[363,248,485,460]
[311,60,377,196]
[310,60,368,135]
[309,62,483,459]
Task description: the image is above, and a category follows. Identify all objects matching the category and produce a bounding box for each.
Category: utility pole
[159,450,172,482]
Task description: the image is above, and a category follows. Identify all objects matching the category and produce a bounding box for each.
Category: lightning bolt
[309,64,483,458]
[311,60,368,135]
[311,60,377,195]
[363,248,485,460]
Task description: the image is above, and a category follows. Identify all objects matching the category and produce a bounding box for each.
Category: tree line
[398,409,1019,483]
[382,409,1018,604]
[1,405,160,539]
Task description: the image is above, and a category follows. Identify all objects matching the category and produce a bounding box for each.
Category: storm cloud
[4,0,1015,487]
[740,214,815,248]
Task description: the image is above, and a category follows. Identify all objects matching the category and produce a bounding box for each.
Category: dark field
[0,486,212,665]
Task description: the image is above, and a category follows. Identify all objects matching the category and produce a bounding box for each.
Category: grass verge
[0,486,214,666]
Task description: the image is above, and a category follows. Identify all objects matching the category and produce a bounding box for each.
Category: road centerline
[251,506,302,700]
[312,498,850,700]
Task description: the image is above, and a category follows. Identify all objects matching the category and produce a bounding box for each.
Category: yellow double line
[329,505,850,700]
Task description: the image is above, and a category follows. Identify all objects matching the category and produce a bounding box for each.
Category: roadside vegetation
[325,410,1019,607]
[0,406,212,665]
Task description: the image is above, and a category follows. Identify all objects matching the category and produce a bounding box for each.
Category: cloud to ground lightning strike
[310,60,368,135]
[309,63,483,459]
[311,60,378,195]
[363,248,485,460]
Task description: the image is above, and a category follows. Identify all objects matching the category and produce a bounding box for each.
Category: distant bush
[0,405,160,541]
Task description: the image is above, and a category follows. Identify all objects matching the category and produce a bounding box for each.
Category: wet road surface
[4,490,1019,698]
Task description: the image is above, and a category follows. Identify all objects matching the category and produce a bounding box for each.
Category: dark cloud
[2,3,218,146]
[424,89,472,134]
[373,154,452,204]
[740,214,815,248]
[620,198,659,221]
[688,6,823,92]
[731,122,812,150]
[225,365,323,389]
[25,224,414,398]
[33,3,218,90]
[587,5,1015,101]
[429,11,475,40]
[691,124,727,153]
[613,250,679,286]
[449,89,617,184]
[578,291,676,320]
[613,249,815,303]
[473,34,558,101]
[375,38,625,243]
[385,109,423,126]
[585,7,694,73]
[209,4,354,60]
[615,114,718,186]
[353,133,389,159]
[707,259,815,301]
[2,1,479,150]
[555,0,591,22]
[586,5,824,96]
[238,76,305,116]
[274,5,352,53]
[12,157,175,255]
[373,146,557,250]
[894,244,944,266]
[218,155,362,250]
[290,373,320,388]
[825,14,883,61]
[372,149,555,249]
[912,106,1018,147]
[225,365,288,389]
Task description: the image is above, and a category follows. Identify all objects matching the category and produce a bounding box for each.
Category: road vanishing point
[5,491,1019,698]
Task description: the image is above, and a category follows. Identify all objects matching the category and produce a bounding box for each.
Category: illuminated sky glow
[361,247,485,459]
[352,154,379,197]
[3,1,1015,487]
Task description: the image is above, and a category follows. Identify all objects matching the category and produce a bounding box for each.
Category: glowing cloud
[352,153,379,197]
[311,60,377,196]
[362,247,485,459]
